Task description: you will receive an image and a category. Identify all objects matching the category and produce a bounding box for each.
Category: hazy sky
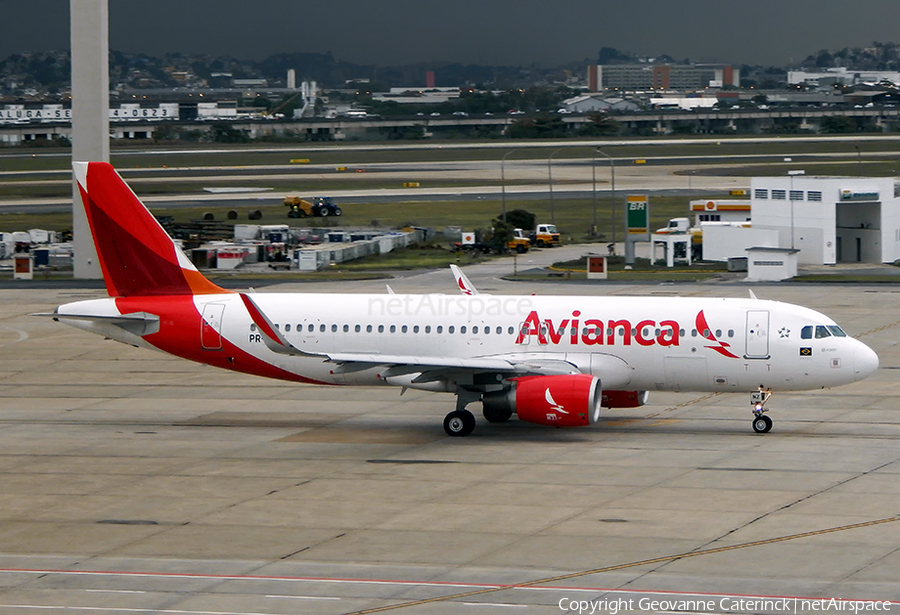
[3,0,900,67]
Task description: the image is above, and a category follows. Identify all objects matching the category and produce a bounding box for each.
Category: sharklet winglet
[240,293,322,358]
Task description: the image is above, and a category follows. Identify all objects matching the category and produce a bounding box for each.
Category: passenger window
[508,326,515,335]
[691,329,697,337]
[801,326,813,339]
[343,324,349,333]
[715,329,721,338]
[285,324,291,332]
[390,325,396,333]
[319,324,326,333]
[727,329,734,337]
[308,324,314,333]
[437,325,443,334]
[484,326,489,335]
[449,326,455,334]
[425,325,431,333]
[460,326,467,334]
[355,324,361,332]
[331,324,338,333]
[366,325,373,333]
[413,325,420,333]
[473,326,479,334]
[378,325,384,333]
[815,325,831,338]
[274,324,280,330]
[250,324,257,332]
[402,325,408,333]
[827,326,847,337]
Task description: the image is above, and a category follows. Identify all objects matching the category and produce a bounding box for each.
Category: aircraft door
[745,310,770,359]
[201,303,225,350]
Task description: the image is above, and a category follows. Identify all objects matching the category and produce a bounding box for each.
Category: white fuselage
[58,292,879,394]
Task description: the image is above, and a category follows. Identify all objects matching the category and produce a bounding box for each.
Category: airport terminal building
[750,176,900,265]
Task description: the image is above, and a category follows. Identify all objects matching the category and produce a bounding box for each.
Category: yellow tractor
[284,196,342,218]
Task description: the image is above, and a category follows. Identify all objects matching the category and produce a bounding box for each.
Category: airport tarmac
[0,256,899,614]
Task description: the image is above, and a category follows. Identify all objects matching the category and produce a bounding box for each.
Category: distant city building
[560,94,639,113]
[371,87,460,105]
[232,78,268,88]
[587,65,600,92]
[788,68,900,88]
[596,64,740,90]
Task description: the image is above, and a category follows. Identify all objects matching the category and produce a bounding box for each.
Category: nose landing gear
[750,386,773,433]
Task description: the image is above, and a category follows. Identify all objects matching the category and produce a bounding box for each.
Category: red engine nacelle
[601,390,649,408]
[482,374,602,427]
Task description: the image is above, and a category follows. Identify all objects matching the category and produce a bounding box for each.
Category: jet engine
[601,390,649,408]
[482,374,602,427]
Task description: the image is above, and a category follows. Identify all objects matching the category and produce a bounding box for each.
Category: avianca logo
[545,388,568,414]
[515,309,739,358]
[695,310,739,358]
[515,310,680,347]
[457,278,474,295]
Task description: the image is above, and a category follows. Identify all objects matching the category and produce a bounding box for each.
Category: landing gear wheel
[483,406,513,423]
[444,410,476,437]
[752,415,773,434]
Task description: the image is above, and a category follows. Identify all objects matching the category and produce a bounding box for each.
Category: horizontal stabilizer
[34,310,161,336]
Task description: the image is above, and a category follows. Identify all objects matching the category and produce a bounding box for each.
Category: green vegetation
[334,244,493,270]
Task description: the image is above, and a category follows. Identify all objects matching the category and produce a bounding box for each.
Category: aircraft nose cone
[854,343,879,378]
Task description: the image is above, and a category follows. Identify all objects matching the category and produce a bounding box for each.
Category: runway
[1,257,899,614]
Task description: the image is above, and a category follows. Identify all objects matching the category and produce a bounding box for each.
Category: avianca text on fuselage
[516,309,681,347]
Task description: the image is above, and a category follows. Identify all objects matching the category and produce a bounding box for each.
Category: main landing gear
[443,410,476,437]
[443,389,481,437]
[750,386,773,433]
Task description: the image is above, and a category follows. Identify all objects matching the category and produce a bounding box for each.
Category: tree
[490,218,516,253]
[820,116,856,133]
[507,115,567,139]
[208,124,250,143]
[581,112,619,136]
[503,209,536,231]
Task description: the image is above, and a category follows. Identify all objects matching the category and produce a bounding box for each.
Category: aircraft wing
[240,293,579,377]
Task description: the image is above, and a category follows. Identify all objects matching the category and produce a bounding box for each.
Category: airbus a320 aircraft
[46,162,879,437]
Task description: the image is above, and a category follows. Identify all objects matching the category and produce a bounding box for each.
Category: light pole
[500,148,521,223]
[854,145,862,176]
[596,149,616,248]
[547,148,562,225]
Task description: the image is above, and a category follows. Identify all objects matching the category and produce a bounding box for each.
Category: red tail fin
[74,162,226,297]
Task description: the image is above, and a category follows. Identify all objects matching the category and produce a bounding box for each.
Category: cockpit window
[801,325,813,339]
[827,325,847,337]
[815,325,832,338]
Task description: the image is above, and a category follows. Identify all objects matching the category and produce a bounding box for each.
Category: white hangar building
[750,176,900,265]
